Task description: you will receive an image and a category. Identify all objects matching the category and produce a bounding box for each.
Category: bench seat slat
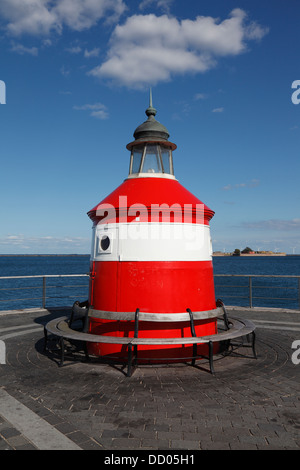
[88,307,224,322]
[45,317,255,346]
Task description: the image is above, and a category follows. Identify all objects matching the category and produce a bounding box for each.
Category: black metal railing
[0,274,89,310]
[214,274,300,310]
[0,274,299,311]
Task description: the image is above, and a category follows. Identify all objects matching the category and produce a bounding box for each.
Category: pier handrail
[0,273,299,311]
[0,274,89,310]
[214,274,300,278]
[0,274,88,279]
[214,274,300,309]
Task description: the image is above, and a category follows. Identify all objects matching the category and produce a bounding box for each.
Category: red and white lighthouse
[87,94,218,361]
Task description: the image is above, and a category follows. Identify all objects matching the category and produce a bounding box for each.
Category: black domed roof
[133,101,170,142]
[126,90,177,151]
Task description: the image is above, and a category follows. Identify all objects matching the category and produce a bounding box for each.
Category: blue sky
[0,0,299,254]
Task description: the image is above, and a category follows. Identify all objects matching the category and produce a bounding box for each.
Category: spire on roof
[145,87,157,118]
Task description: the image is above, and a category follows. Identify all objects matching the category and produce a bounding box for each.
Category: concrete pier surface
[0,306,299,451]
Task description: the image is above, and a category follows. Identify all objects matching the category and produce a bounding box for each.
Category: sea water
[0,255,90,311]
[213,255,300,309]
[0,255,299,311]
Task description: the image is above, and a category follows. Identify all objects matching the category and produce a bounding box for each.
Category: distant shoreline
[213,253,292,257]
[0,254,90,257]
[0,253,299,257]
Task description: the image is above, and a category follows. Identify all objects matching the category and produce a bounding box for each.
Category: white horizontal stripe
[127,173,176,180]
[1,327,43,340]
[0,389,81,450]
[249,319,300,331]
[254,324,300,332]
[253,320,300,326]
[91,223,212,262]
[0,323,42,333]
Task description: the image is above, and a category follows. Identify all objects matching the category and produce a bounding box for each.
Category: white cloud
[242,219,300,231]
[139,0,174,14]
[0,0,126,36]
[65,45,82,54]
[53,0,126,31]
[89,9,269,88]
[0,234,88,245]
[0,234,89,251]
[60,64,70,76]
[194,93,208,101]
[84,47,100,58]
[223,179,260,190]
[10,42,38,55]
[0,0,60,36]
[248,179,260,188]
[73,102,108,119]
[212,107,224,113]
[43,38,52,46]
[244,21,269,40]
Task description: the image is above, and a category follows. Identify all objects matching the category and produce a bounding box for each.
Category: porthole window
[95,229,114,258]
[100,235,110,251]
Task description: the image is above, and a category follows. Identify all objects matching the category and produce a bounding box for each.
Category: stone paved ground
[0,307,299,451]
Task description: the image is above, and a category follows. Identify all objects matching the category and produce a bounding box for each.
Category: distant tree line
[233,247,254,256]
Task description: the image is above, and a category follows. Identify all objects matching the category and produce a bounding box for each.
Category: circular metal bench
[44,303,256,376]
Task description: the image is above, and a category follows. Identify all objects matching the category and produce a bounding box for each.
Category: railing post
[42,277,46,309]
[249,276,253,308]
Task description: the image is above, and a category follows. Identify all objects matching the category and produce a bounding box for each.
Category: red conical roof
[88,177,214,225]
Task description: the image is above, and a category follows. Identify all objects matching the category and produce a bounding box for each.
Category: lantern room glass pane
[161,149,171,174]
[129,144,174,176]
[131,146,143,174]
[141,145,162,173]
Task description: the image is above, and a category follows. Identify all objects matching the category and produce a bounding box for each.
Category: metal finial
[146,87,157,118]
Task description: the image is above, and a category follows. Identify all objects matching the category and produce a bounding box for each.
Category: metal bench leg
[134,345,138,366]
[69,311,74,328]
[216,299,230,330]
[82,311,89,333]
[252,331,257,359]
[127,344,133,377]
[208,341,215,374]
[127,308,140,377]
[43,327,48,351]
[83,342,90,362]
[59,337,65,367]
[192,344,197,366]
[187,308,197,366]
[134,309,139,338]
